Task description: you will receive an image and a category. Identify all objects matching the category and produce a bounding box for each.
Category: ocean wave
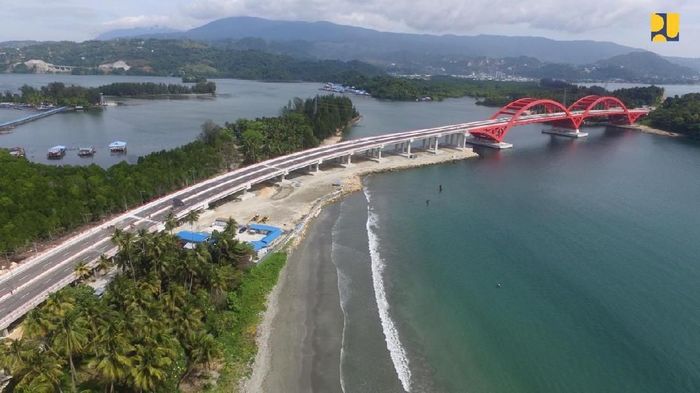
[363,187,413,392]
[331,207,349,393]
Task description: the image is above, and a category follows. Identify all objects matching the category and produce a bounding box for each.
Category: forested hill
[646,93,700,138]
[1,39,383,81]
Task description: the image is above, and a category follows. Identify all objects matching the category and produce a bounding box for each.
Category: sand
[609,123,683,138]
[183,147,478,392]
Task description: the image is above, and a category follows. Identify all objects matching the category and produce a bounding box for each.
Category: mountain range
[96,16,700,73]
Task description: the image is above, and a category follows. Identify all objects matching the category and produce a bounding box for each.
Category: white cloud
[181,0,689,35]
[102,15,174,29]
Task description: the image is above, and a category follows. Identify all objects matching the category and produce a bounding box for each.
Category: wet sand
[246,204,344,393]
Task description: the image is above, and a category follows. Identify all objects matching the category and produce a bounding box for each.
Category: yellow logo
[651,13,679,42]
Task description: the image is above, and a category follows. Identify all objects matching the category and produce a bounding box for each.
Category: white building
[98,60,131,73]
[23,59,73,73]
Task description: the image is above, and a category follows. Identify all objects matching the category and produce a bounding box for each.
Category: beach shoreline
[186,145,478,392]
[609,123,683,138]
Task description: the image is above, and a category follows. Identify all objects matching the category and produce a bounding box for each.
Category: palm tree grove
[0,221,269,392]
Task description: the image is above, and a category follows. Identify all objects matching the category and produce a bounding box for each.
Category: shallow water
[347,126,700,392]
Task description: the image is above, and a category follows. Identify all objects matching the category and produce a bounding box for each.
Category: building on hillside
[23,59,74,73]
[98,60,131,73]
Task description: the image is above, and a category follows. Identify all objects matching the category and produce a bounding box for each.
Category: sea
[2,74,700,392]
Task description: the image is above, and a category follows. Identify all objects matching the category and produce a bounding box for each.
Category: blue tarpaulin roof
[247,224,283,251]
[177,231,210,243]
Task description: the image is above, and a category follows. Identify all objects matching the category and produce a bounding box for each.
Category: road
[0,108,648,330]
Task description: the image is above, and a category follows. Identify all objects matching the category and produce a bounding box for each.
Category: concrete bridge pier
[428,135,441,154]
[365,146,383,162]
[340,153,353,167]
[395,139,413,158]
[542,127,588,138]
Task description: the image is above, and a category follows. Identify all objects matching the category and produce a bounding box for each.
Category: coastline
[608,123,683,138]
[187,143,478,392]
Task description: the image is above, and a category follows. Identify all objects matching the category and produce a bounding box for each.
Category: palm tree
[96,255,112,276]
[0,338,31,375]
[223,217,238,236]
[89,319,134,393]
[129,341,175,393]
[52,309,89,392]
[73,260,92,281]
[164,211,177,233]
[13,349,65,393]
[184,209,201,230]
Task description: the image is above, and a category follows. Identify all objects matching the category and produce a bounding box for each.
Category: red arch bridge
[466,95,650,148]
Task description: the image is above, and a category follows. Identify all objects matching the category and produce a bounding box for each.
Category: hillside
[97,16,642,65]
[0,39,384,81]
[589,52,698,83]
[95,26,181,40]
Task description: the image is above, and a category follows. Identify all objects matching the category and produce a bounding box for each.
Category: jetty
[0,106,68,131]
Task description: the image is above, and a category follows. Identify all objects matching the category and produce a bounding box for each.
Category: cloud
[181,0,690,34]
[102,15,174,29]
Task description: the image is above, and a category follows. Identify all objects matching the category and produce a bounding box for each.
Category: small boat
[78,146,96,157]
[47,145,66,159]
[74,105,84,111]
[8,147,25,158]
[108,141,127,153]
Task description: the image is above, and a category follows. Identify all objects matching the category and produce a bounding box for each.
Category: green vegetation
[1,39,383,81]
[0,223,259,392]
[340,75,664,108]
[646,93,700,138]
[2,83,101,107]
[2,81,217,107]
[98,81,217,96]
[0,95,356,255]
[228,95,358,163]
[209,252,288,392]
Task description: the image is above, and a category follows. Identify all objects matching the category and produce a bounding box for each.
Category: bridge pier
[542,127,588,138]
[428,135,440,154]
[340,154,353,167]
[464,136,514,150]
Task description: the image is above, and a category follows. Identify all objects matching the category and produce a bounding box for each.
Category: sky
[2,0,699,57]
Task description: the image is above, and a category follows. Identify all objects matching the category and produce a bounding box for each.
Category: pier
[0,106,68,131]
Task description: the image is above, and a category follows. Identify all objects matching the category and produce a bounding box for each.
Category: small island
[1,81,217,110]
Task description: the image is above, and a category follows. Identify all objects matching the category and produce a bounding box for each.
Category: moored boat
[8,147,25,158]
[47,145,66,159]
[78,146,96,157]
[108,141,127,153]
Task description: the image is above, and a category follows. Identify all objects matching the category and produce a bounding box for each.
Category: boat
[108,141,127,153]
[47,145,66,159]
[78,146,96,157]
[8,147,25,158]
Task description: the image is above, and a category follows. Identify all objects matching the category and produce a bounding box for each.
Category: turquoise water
[352,127,700,392]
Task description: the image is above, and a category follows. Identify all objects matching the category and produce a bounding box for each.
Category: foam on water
[331,207,350,393]
[363,187,413,392]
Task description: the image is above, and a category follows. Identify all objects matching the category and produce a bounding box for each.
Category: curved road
[0,108,648,330]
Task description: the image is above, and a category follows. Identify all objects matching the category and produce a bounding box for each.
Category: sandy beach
[183,146,477,392]
[609,123,683,138]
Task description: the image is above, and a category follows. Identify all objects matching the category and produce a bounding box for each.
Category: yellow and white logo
[651,13,679,42]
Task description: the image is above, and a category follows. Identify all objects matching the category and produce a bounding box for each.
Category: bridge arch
[568,95,634,126]
[471,98,577,142]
